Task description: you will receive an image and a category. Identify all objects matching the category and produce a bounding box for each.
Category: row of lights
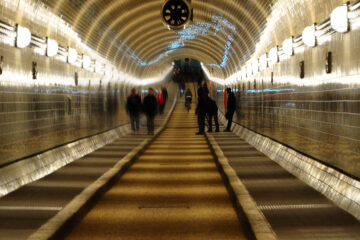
[1,18,170,86]
[15,24,110,72]
[208,3,358,86]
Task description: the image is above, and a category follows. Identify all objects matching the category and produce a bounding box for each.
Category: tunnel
[0,0,359,239]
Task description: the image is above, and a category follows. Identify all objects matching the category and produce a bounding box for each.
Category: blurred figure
[224,88,236,132]
[143,88,157,135]
[162,86,168,102]
[185,88,192,111]
[207,97,219,132]
[195,83,209,135]
[126,88,141,133]
[157,89,165,114]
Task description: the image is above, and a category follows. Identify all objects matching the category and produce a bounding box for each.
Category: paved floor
[0,108,172,240]
[211,131,360,240]
[65,103,249,240]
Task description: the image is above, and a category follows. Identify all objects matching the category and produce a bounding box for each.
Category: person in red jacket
[157,89,165,114]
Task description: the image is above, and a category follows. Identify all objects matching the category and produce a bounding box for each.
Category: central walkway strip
[65,103,250,240]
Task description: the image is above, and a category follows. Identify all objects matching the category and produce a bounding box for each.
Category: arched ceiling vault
[41,0,274,79]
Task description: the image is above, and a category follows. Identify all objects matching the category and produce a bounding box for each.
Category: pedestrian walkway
[65,103,250,240]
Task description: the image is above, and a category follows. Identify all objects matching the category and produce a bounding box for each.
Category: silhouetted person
[162,86,168,102]
[195,83,209,135]
[224,88,236,132]
[143,88,157,135]
[185,88,192,111]
[126,88,141,133]
[207,97,219,132]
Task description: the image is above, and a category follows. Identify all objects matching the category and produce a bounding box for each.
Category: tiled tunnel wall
[0,44,174,166]
[210,0,360,179]
[0,44,129,165]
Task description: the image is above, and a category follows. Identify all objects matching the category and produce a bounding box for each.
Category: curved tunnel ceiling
[39,0,274,78]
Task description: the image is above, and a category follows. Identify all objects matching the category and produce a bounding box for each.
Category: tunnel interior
[0,0,359,178]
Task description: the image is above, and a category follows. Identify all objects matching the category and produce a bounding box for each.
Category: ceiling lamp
[82,55,91,69]
[269,46,279,65]
[247,64,252,77]
[161,0,192,30]
[302,25,316,47]
[259,53,267,70]
[68,48,78,64]
[282,37,294,56]
[331,5,349,33]
[47,38,58,57]
[252,60,259,74]
[16,25,31,48]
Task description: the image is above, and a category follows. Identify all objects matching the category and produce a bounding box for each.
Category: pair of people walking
[195,83,219,134]
[126,88,166,135]
[195,84,236,134]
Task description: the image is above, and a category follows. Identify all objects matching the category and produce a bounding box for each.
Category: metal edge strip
[205,132,278,240]
[217,112,360,221]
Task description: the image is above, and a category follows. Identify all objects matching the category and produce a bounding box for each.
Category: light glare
[68,48,78,64]
[331,6,349,33]
[47,38,58,57]
[302,25,316,47]
[282,37,293,56]
[269,46,278,65]
[16,25,31,48]
[83,55,91,69]
[259,53,267,70]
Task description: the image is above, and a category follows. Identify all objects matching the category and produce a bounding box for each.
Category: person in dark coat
[143,88,157,135]
[195,83,209,135]
[161,86,168,102]
[126,88,141,133]
[224,88,236,132]
[207,97,219,132]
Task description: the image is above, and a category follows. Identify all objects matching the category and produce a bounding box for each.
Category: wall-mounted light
[241,67,247,79]
[252,60,259,74]
[16,25,31,48]
[269,46,278,65]
[68,47,78,64]
[247,64,252,77]
[95,61,103,73]
[331,5,349,33]
[282,37,294,56]
[46,38,58,57]
[302,25,316,47]
[259,53,267,70]
[82,55,91,69]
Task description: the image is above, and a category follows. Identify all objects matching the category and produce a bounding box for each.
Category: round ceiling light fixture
[161,0,192,30]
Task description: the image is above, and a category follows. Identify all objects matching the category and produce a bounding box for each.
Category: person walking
[185,88,192,111]
[162,86,168,102]
[224,88,236,132]
[126,88,141,133]
[143,88,157,135]
[207,97,219,132]
[157,89,165,114]
[195,83,209,135]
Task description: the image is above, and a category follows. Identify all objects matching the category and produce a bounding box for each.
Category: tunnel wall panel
[0,43,176,167]
[210,17,360,178]
[0,43,132,166]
